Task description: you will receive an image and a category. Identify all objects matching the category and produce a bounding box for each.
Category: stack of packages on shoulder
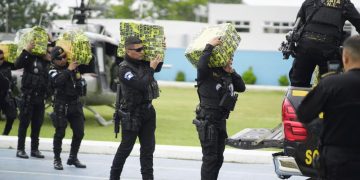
[16,26,48,56]
[185,23,241,68]
[0,41,18,63]
[117,20,165,61]
[56,30,92,65]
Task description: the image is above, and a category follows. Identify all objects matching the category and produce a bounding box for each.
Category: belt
[55,98,80,105]
[302,32,339,44]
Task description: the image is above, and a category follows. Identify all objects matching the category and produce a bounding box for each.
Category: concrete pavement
[0,135,276,164]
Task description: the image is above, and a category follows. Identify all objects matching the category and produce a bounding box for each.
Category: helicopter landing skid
[84,106,112,126]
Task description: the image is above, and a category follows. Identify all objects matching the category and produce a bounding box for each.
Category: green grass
[0,87,285,146]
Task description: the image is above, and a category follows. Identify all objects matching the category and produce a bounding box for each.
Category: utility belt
[54,97,80,105]
[302,32,339,44]
[200,93,238,111]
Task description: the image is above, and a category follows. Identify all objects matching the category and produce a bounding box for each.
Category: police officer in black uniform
[290,0,360,87]
[14,41,51,159]
[110,36,162,180]
[194,37,245,180]
[49,46,87,170]
[297,35,360,180]
[0,50,17,135]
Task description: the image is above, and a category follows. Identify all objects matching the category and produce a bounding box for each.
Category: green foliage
[0,0,67,33]
[175,71,186,81]
[209,0,242,3]
[107,0,208,22]
[242,66,257,84]
[278,75,289,86]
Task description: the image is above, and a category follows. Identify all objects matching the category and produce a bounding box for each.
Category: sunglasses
[55,56,66,61]
[129,47,144,52]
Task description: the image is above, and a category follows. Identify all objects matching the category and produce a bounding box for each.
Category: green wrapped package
[0,41,18,63]
[56,30,92,65]
[117,21,165,61]
[17,26,48,56]
[185,23,241,68]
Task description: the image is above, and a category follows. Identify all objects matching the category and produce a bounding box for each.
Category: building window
[263,21,293,34]
[217,20,250,33]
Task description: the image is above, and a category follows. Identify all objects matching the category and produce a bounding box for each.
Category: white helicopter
[12,0,120,126]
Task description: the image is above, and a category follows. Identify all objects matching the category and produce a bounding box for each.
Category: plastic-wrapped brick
[0,41,18,63]
[117,21,165,61]
[17,26,48,56]
[56,30,92,65]
[185,23,241,68]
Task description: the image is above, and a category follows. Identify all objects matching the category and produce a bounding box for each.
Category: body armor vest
[119,60,159,110]
[21,57,49,94]
[51,66,85,101]
[305,0,345,36]
[197,70,235,109]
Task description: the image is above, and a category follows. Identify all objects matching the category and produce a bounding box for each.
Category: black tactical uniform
[0,59,17,135]
[297,69,360,179]
[14,50,50,159]
[110,55,159,180]
[49,46,87,170]
[195,44,245,180]
[290,0,360,87]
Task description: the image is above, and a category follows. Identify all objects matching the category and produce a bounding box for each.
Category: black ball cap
[125,36,142,47]
[51,46,65,61]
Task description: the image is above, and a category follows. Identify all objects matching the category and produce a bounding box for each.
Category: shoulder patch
[49,69,58,78]
[124,71,134,80]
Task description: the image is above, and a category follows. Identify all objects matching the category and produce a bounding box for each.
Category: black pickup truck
[227,86,322,179]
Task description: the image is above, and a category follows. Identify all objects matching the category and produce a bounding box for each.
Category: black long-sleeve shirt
[297,68,360,148]
[14,50,50,94]
[197,44,245,108]
[0,62,14,98]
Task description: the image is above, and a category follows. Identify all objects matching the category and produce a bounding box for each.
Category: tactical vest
[119,60,159,110]
[305,0,346,35]
[21,57,49,95]
[197,70,235,109]
[50,66,86,101]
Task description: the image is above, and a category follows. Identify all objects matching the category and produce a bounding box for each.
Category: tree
[209,0,242,3]
[107,0,208,22]
[0,0,65,33]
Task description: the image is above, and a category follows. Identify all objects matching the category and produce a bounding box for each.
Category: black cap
[125,36,142,47]
[51,46,65,61]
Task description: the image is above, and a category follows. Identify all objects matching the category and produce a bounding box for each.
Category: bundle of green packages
[185,23,241,68]
[17,26,48,56]
[0,41,18,63]
[117,21,165,61]
[56,30,92,65]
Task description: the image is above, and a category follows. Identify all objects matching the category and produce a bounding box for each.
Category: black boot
[67,155,86,168]
[54,158,63,170]
[16,150,29,159]
[31,150,45,158]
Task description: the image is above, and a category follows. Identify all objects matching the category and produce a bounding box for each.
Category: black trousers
[17,95,45,151]
[1,94,17,135]
[196,108,228,180]
[110,104,156,180]
[52,101,85,159]
[320,147,360,180]
[289,38,339,87]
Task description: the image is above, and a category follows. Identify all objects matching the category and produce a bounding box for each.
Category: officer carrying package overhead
[288,0,360,87]
[193,37,245,180]
[110,36,163,180]
[297,35,360,180]
[14,29,52,159]
[0,50,17,135]
[49,46,87,170]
